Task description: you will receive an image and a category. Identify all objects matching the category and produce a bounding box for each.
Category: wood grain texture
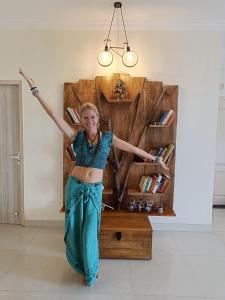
[99,212,152,259]
[63,74,179,215]
[0,83,23,224]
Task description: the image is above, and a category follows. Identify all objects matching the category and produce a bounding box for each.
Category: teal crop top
[72,130,113,169]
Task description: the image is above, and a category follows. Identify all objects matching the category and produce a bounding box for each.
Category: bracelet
[30,86,40,97]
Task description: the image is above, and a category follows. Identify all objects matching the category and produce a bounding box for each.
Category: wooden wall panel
[64,74,178,216]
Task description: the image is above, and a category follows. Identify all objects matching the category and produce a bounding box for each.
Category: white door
[0,81,24,224]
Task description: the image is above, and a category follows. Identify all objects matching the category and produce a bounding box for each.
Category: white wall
[213,38,225,206]
[0,29,222,227]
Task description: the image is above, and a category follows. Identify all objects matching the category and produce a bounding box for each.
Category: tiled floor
[0,209,225,300]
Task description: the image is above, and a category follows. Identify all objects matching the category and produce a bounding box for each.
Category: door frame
[0,80,24,225]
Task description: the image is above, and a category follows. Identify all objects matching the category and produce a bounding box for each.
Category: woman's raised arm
[19,68,77,141]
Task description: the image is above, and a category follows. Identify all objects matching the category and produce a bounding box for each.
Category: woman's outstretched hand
[158,157,169,172]
[19,68,36,88]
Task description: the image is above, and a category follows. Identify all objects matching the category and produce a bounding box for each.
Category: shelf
[127,189,164,197]
[148,113,175,128]
[133,162,160,166]
[102,209,176,217]
[102,92,135,104]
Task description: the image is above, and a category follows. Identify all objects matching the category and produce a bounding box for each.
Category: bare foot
[82,277,87,287]
[82,273,100,287]
[59,204,65,213]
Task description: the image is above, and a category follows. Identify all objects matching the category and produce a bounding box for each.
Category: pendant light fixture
[97,2,138,67]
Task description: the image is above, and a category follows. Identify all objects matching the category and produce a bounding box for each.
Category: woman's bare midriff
[70,165,103,183]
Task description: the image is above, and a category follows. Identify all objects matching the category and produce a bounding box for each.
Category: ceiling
[1,0,225,30]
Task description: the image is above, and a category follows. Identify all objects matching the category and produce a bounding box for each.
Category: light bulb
[122,49,138,67]
[97,48,113,67]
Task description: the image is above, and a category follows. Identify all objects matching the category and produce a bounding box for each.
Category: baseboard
[150,222,212,232]
[24,218,212,232]
[24,219,64,227]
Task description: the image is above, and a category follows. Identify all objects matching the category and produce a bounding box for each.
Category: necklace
[86,131,98,147]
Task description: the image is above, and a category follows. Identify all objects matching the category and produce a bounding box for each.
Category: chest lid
[101,212,152,233]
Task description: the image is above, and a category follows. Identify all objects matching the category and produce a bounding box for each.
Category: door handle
[10,152,21,161]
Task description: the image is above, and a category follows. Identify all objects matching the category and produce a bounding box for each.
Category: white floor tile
[185,255,225,298]
[61,259,132,295]
[212,209,225,232]
[1,208,225,299]
[0,225,38,251]
[0,249,20,280]
[152,231,181,255]
[0,291,61,300]
[0,252,67,292]
[24,227,65,257]
[214,231,225,245]
[61,293,132,300]
[130,254,204,297]
[131,296,205,300]
[171,231,225,256]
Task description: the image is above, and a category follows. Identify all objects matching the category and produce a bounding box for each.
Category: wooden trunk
[99,212,152,259]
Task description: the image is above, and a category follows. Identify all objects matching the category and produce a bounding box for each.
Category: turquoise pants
[64,175,103,287]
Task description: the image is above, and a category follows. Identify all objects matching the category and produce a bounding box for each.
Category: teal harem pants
[64,175,103,287]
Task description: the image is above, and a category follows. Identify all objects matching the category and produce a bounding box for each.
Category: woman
[19,68,169,287]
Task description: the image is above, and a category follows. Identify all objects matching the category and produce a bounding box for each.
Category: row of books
[151,109,175,126]
[147,144,175,163]
[139,174,170,194]
[134,144,175,164]
[65,107,81,124]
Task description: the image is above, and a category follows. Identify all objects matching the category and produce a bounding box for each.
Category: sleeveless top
[72,130,113,169]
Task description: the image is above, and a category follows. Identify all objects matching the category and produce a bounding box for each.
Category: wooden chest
[99,212,152,260]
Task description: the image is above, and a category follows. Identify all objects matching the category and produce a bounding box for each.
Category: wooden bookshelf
[63,74,178,215]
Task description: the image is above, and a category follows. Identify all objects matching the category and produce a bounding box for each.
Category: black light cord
[106,7,116,46]
[105,2,129,48]
[120,7,128,45]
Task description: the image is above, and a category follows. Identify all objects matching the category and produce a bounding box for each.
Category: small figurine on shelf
[157,206,164,214]
[144,200,154,213]
[113,79,127,99]
[128,199,147,212]
[128,199,154,213]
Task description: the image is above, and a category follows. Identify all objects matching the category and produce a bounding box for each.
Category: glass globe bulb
[122,50,138,67]
[97,49,113,67]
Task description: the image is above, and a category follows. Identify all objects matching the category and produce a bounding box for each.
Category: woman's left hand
[157,157,169,172]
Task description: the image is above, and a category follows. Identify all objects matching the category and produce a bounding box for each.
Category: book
[160,147,168,159]
[156,147,164,157]
[73,108,81,122]
[163,144,175,163]
[158,111,168,124]
[68,107,80,123]
[163,110,175,126]
[141,176,149,192]
[148,176,157,193]
[66,107,80,124]
[159,178,170,193]
[139,176,146,190]
[65,107,76,124]
[152,174,163,193]
[145,176,152,192]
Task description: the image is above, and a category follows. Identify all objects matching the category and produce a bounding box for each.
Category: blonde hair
[79,102,100,117]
